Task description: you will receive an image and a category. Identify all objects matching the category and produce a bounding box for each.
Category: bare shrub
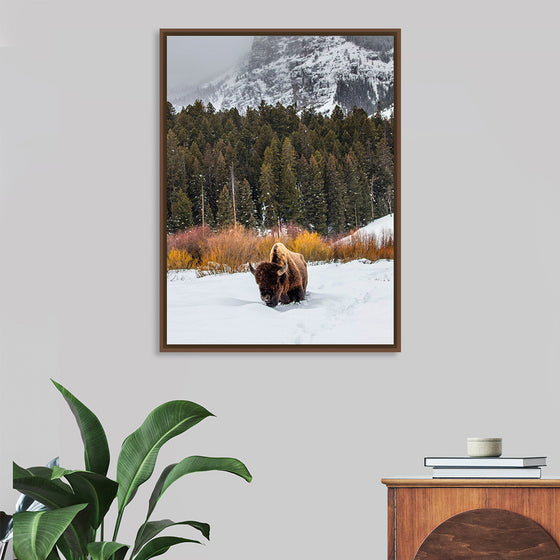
[198,226,262,276]
[256,234,290,262]
[333,232,394,262]
[167,224,394,275]
[167,225,212,262]
[289,231,333,262]
[268,222,304,240]
[167,249,195,271]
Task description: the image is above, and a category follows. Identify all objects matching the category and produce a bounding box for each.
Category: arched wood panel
[414,508,560,559]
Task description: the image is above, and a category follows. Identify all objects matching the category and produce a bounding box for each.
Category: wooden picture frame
[160,29,400,352]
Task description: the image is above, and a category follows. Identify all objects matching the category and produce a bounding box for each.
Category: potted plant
[2,459,58,560]
[1,511,12,560]
[13,380,252,560]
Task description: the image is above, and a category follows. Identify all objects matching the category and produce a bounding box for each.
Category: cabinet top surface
[381,478,560,488]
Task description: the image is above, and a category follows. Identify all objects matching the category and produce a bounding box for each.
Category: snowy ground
[339,213,394,244]
[166,259,394,346]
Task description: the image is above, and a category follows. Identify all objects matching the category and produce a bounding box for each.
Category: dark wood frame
[160,28,401,352]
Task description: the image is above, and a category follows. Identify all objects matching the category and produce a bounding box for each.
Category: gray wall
[1,1,559,559]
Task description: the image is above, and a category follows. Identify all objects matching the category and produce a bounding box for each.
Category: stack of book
[424,456,547,478]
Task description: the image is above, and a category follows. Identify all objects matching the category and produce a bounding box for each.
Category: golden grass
[333,232,394,262]
[289,231,333,262]
[198,227,263,276]
[167,226,394,272]
[167,249,195,271]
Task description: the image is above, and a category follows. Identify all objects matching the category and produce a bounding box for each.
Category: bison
[249,243,308,307]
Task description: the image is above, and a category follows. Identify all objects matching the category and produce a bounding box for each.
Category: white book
[424,456,547,468]
[432,467,542,479]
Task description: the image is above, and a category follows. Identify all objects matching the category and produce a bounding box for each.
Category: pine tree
[166,130,187,224]
[254,124,274,160]
[296,155,309,228]
[324,153,347,234]
[277,137,301,223]
[215,185,234,229]
[167,98,395,235]
[166,102,176,131]
[203,195,215,230]
[259,161,278,228]
[187,156,206,226]
[374,134,394,216]
[236,179,257,228]
[167,130,186,190]
[169,190,193,233]
[344,150,366,229]
[214,151,228,206]
[331,104,344,125]
[266,134,282,185]
[189,140,203,164]
[302,154,327,234]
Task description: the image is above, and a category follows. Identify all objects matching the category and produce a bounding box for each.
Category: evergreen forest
[166,100,395,236]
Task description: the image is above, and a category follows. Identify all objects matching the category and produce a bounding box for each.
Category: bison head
[249,261,288,307]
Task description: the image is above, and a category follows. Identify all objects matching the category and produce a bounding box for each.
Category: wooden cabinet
[382,479,560,559]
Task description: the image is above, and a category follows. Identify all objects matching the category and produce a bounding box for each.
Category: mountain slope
[170,35,394,116]
[339,214,394,245]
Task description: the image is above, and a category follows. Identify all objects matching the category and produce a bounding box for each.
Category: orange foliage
[333,233,394,262]
[167,249,195,271]
[197,226,262,276]
[289,231,333,262]
[167,225,394,273]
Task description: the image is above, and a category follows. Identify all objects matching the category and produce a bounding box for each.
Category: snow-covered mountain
[169,35,394,117]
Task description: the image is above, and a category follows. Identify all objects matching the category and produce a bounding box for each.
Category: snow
[166,259,394,345]
[170,35,394,117]
[339,213,394,245]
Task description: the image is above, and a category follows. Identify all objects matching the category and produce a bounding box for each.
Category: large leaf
[147,456,252,520]
[13,503,87,560]
[45,547,61,560]
[132,519,210,556]
[51,467,118,530]
[134,536,201,560]
[0,512,12,541]
[14,464,76,510]
[13,464,91,556]
[9,460,59,542]
[87,541,129,560]
[52,380,110,476]
[116,401,213,515]
[15,458,60,515]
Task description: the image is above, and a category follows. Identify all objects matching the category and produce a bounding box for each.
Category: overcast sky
[167,35,253,92]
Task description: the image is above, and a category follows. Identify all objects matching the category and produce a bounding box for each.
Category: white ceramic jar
[467,437,502,457]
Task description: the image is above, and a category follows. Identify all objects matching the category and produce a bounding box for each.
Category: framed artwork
[160,29,400,351]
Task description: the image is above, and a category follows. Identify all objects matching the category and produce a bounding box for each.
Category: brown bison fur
[249,243,308,307]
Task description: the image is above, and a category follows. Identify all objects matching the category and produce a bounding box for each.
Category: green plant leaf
[15,464,72,494]
[14,465,77,510]
[51,467,118,530]
[51,380,110,476]
[134,536,201,560]
[116,401,213,515]
[147,456,252,520]
[132,519,210,556]
[46,546,61,560]
[13,503,87,560]
[87,541,129,560]
[0,511,12,540]
[13,462,30,479]
[14,464,91,556]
